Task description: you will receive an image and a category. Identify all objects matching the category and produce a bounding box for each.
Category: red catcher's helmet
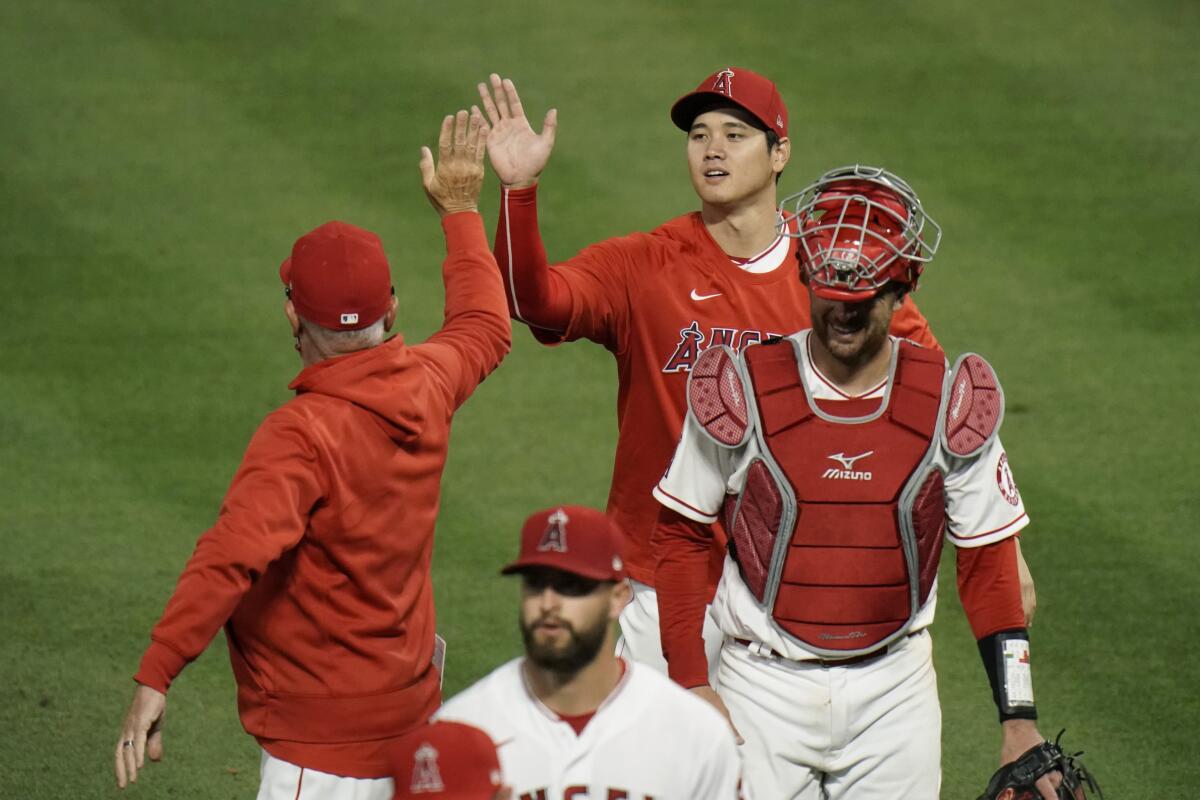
[780,165,942,302]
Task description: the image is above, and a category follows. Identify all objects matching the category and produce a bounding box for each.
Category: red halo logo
[996,453,1020,506]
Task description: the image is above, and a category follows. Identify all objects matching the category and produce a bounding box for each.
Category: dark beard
[520,612,609,676]
[812,310,890,369]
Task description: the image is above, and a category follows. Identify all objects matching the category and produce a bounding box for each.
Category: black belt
[731,634,912,668]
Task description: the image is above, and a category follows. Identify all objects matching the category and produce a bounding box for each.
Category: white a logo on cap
[340,312,359,325]
[712,67,735,96]
[410,742,445,793]
[537,508,569,553]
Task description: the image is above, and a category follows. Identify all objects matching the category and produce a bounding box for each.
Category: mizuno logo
[823,451,874,481]
[828,451,873,470]
[690,289,722,302]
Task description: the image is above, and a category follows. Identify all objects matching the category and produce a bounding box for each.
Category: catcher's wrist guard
[979,629,1037,721]
[977,730,1103,800]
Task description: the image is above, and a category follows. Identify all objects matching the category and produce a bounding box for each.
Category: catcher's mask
[780,165,941,302]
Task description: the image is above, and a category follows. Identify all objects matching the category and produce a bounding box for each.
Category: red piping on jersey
[729,228,785,269]
[955,512,1029,541]
[655,486,718,521]
[519,657,634,725]
[806,335,888,399]
[293,767,304,800]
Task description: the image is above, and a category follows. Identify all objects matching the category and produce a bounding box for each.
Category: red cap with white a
[280,220,394,331]
[501,506,627,582]
[391,721,502,800]
[670,66,789,138]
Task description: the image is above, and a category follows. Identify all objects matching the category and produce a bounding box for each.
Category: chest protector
[731,337,949,657]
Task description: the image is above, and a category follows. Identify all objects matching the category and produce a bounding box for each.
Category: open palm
[478,73,557,189]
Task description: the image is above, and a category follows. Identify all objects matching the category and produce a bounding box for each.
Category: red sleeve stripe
[954,512,1029,541]
[501,187,526,324]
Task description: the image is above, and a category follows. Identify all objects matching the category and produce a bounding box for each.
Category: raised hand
[478,74,557,189]
[420,107,490,218]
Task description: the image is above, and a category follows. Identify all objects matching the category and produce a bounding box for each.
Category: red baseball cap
[279,220,394,331]
[670,66,788,138]
[501,506,627,582]
[391,721,502,800]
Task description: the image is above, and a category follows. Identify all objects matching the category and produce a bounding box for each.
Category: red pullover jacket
[134,213,510,778]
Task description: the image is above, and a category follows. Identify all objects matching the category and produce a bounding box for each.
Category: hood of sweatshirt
[287,335,423,443]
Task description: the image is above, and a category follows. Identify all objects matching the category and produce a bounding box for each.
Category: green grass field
[3,1,1198,796]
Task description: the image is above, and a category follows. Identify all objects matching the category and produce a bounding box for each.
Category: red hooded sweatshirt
[134,212,510,778]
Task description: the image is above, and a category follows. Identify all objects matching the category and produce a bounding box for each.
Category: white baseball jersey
[437,657,742,800]
[654,331,1030,662]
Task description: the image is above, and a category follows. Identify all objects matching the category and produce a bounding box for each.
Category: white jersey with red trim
[653,331,1029,662]
[436,658,741,800]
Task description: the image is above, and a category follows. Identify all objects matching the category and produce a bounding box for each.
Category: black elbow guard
[978,628,1038,722]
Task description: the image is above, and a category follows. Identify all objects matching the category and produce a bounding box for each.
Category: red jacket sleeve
[653,507,714,689]
[956,535,1026,640]
[493,185,573,335]
[134,415,324,692]
[413,212,513,410]
[890,293,940,352]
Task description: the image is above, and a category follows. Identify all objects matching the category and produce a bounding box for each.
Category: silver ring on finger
[123,740,134,748]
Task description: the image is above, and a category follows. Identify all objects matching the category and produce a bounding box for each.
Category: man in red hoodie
[112,108,510,799]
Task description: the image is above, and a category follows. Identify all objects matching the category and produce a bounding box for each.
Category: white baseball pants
[719,630,942,800]
[257,750,392,800]
[616,579,724,687]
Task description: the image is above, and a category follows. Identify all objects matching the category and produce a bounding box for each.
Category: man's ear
[610,579,633,618]
[772,136,791,175]
[384,294,399,331]
[284,299,301,337]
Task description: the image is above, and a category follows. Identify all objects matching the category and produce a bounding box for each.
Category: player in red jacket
[477,68,942,680]
[113,109,510,798]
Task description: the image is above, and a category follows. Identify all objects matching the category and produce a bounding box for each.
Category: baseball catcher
[977,731,1103,800]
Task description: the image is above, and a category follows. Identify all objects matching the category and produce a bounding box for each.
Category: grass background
[2,0,1197,796]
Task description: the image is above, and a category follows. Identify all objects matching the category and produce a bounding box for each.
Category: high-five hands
[420,107,490,217]
[477,74,557,189]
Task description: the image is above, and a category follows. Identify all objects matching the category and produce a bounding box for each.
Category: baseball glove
[977,730,1103,800]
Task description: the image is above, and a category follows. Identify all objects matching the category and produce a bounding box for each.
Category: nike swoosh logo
[690,289,722,301]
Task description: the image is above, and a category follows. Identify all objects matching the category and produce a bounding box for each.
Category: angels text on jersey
[662,321,782,374]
